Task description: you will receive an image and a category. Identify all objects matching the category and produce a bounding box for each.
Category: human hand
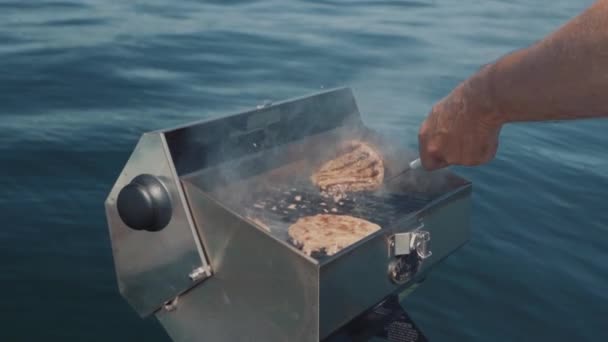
[418,80,504,170]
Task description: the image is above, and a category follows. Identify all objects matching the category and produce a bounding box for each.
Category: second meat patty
[310,140,385,197]
[288,214,381,257]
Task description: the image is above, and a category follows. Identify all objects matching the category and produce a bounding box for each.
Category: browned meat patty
[311,140,385,197]
[288,214,381,256]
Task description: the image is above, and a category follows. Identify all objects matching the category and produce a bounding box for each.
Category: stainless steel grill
[105,87,472,341]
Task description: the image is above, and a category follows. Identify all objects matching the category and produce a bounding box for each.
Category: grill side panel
[156,179,320,342]
[163,87,362,176]
[318,185,472,339]
[319,231,403,339]
[105,132,210,317]
[415,188,472,275]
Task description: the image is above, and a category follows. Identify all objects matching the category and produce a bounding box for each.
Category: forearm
[480,0,608,124]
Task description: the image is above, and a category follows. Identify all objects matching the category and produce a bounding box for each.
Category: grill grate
[241,182,433,228]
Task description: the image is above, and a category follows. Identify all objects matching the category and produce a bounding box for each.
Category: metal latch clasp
[393,229,432,260]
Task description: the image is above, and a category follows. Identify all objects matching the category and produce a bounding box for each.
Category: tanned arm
[418,0,608,170]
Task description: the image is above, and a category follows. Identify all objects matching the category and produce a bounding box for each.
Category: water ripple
[1,0,606,341]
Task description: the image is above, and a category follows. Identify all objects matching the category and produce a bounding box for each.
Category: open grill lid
[164,87,365,177]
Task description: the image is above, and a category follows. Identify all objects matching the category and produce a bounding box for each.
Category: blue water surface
[1,0,607,341]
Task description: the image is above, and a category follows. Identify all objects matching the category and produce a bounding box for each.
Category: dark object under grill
[324,295,428,342]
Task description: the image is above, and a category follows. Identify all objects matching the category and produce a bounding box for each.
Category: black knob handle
[116,174,172,232]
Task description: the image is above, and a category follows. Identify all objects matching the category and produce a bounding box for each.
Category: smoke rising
[172,89,465,245]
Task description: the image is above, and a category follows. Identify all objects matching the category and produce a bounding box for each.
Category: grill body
[105,88,472,341]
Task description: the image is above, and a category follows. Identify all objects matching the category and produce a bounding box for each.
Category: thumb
[419,152,448,171]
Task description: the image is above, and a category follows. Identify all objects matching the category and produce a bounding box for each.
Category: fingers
[417,90,503,170]
[418,139,449,170]
[418,118,448,171]
[420,153,448,171]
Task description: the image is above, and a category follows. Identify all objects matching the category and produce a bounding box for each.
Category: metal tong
[386,157,422,183]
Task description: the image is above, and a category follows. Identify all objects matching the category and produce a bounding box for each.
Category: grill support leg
[322,295,429,342]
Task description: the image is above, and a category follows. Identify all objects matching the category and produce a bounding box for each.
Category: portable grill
[105,88,472,341]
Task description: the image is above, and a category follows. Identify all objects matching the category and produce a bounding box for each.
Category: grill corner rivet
[163,297,179,312]
[188,266,209,281]
[256,100,273,109]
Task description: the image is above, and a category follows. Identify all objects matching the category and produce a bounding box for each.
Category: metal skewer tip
[409,158,421,170]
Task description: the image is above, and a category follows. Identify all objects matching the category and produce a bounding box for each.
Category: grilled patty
[288,214,381,256]
[311,140,385,196]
